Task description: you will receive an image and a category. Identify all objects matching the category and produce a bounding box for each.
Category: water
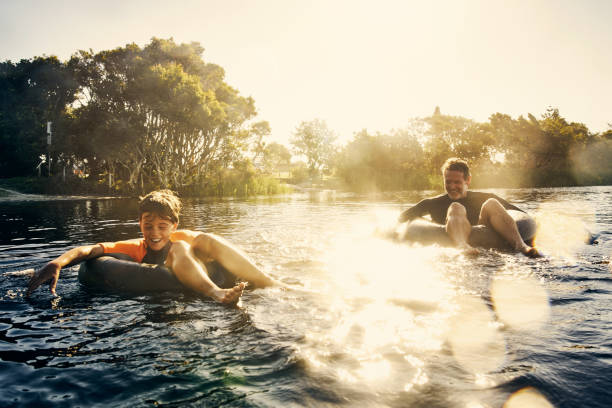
[1,187,611,407]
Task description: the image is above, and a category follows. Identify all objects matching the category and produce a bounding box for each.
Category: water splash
[533,202,597,259]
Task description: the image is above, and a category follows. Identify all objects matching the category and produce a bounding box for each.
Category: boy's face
[139,212,178,251]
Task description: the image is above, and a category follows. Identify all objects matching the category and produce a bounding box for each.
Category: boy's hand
[27,262,61,296]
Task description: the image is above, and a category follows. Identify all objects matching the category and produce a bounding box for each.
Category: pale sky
[1,0,611,145]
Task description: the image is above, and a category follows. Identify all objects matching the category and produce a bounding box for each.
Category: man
[398,158,540,257]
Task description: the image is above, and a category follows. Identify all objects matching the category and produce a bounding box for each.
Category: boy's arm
[27,244,104,296]
[172,229,279,288]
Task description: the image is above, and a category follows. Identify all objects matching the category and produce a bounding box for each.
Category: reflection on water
[1,187,612,407]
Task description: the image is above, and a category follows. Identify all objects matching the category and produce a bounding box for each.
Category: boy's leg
[193,233,279,287]
[166,241,244,303]
[446,202,479,255]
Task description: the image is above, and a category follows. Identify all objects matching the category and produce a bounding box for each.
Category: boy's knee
[169,240,191,258]
[193,233,218,256]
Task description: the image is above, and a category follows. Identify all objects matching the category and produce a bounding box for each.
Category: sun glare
[293,212,460,390]
[296,210,554,392]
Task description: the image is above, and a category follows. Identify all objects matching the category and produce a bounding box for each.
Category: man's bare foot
[459,244,480,256]
[522,246,543,258]
[213,282,245,304]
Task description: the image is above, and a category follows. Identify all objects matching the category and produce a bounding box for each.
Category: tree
[262,142,291,176]
[423,112,494,176]
[67,38,258,193]
[336,127,428,192]
[0,57,77,177]
[290,119,337,178]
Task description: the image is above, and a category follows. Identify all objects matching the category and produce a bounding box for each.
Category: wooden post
[46,122,52,177]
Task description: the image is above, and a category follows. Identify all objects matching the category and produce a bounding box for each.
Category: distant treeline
[1,37,611,196]
[334,107,612,191]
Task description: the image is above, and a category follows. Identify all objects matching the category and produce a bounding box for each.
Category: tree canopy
[0,38,281,195]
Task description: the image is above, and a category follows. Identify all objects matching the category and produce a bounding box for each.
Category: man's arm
[398,200,428,223]
[172,230,279,288]
[27,244,104,296]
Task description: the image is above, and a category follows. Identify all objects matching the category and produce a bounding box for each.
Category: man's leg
[446,202,478,254]
[166,241,245,303]
[478,199,540,257]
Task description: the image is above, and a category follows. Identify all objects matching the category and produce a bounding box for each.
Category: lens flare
[504,387,554,408]
[448,295,506,374]
[491,274,550,331]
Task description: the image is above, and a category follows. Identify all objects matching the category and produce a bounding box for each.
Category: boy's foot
[522,246,543,258]
[214,282,245,304]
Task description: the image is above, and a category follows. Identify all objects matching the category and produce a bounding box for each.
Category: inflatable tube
[400,209,537,251]
[78,253,237,294]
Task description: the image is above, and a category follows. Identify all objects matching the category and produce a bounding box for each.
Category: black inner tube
[401,209,537,250]
[78,253,237,294]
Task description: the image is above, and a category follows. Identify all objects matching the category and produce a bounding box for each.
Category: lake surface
[0,186,611,407]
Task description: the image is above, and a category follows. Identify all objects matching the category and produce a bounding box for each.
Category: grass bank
[0,175,294,198]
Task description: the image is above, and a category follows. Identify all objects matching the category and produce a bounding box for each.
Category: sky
[1,0,611,145]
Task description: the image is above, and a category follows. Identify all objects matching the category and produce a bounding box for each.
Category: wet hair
[138,190,182,224]
[441,158,470,180]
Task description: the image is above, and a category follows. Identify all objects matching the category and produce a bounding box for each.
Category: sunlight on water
[294,210,459,391]
[491,272,550,331]
[534,202,596,258]
[287,208,558,397]
[465,403,487,408]
[402,354,429,391]
[504,387,554,408]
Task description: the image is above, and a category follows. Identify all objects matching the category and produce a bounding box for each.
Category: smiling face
[139,212,177,251]
[444,169,470,200]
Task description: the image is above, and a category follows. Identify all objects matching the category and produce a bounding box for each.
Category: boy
[27,190,279,303]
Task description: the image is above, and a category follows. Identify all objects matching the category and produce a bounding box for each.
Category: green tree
[423,110,494,176]
[290,119,337,179]
[336,126,428,192]
[262,142,291,176]
[68,38,258,193]
[0,57,77,177]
